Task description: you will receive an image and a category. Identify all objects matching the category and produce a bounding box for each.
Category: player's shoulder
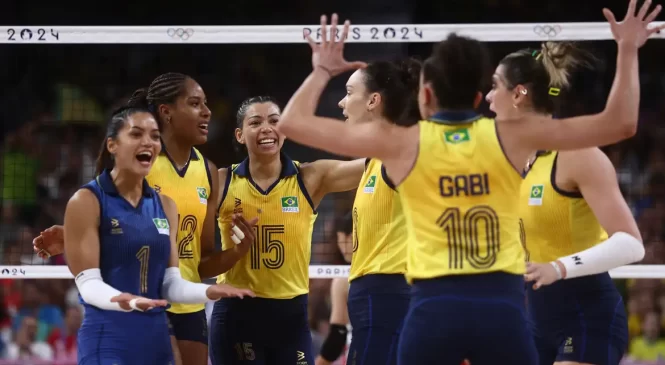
[558,147,616,181]
[69,188,98,206]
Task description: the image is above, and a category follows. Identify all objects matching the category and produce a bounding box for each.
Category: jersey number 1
[438,206,500,270]
[250,225,286,270]
[136,246,150,294]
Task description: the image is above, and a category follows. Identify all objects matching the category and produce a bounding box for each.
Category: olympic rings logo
[167,28,194,40]
[533,25,562,38]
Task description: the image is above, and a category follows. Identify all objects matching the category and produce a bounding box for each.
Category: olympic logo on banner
[167,28,195,40]
[533,25,562,38]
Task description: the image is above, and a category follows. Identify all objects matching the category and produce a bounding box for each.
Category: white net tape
[0,22,663,44]
[1,23,662,279]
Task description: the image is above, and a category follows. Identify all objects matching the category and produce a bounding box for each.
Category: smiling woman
[209,96,367,365]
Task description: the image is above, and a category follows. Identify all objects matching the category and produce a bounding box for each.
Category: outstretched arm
[278,14,409,161]
[302,158,366,204]
[512,0,664,151]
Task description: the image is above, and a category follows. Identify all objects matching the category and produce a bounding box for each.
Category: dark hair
[95,106,152,175]
[422,33,491,110]
[361,58,421,126]
[233,96,280,156]
[499,42,598,115]
[334,212,353,235]
[126,72,191,128]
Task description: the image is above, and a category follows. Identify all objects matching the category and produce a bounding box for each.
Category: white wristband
[550,261,563,280]
[128,298,142,312]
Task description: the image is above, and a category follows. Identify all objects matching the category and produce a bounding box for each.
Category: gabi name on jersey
[439,173,490,198]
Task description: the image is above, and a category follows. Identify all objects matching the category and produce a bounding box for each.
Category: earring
[520,89,528,95]
[166,117,171,124]
[513,104,518,109]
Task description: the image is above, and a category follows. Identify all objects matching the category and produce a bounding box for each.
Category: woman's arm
[160,194,255,302]
[511,0,664,151]
[301,159,366,204]
[64,189,153,312]
[552,149,643,278]
[316,277,350,365]
[278,15,415,162]
[525,149,644,288]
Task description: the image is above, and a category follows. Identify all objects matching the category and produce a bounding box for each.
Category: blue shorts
[78,309,173,365]
[209,294,313,365]
[397,272,537,365]
[527,272,628,365]
[167,309,208,344]
[347,274,410,365]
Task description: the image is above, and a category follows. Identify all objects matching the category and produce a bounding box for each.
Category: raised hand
[304,13,367,77]
[205,283,256,300]
[110,293,169,311]
[33,225,65,259]
[603,0,665,48]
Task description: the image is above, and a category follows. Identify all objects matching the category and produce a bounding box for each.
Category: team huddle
[30,1,664,364]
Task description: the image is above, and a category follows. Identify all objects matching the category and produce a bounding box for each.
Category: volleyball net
[0,22,664,281]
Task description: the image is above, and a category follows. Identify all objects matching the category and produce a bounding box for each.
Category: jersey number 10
[438,206,500,270]
[250,225,286,270]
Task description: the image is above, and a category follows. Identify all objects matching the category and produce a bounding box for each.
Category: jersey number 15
[250,224,286,270]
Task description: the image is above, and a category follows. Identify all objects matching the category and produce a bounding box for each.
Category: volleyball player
[316,213,353,365]
[34,73,258,365]
[335,59,420,365]
[209,96,366,365]
[69,106,254,365]
[276,5,661,364]
[486,42,644,365]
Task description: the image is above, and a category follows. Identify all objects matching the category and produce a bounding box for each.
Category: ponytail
[95,106,152,176]
[95,138,114,175]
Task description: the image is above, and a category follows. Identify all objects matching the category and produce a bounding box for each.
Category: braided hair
[127,72,190,128]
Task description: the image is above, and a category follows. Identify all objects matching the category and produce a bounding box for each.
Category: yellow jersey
[217,154,317,299]
[519,151,607,263]
[146,144,212,314]
[398,112,525,283]
[349,158,407,281]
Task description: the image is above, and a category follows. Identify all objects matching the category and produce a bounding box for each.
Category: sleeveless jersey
[217,154,317,299]
[349,158,407,281]
[519,151,608,263]
[397,111,525,283]
[80,169,171,317]
[146,144,212,314]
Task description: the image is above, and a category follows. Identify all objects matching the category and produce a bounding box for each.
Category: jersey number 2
[136,246,150,294]
[438,206,500,270]
[250,225,285,270]
[178,214,197,259]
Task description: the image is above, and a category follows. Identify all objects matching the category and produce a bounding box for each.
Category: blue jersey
[77,169,174,365]
[80,169,171,312]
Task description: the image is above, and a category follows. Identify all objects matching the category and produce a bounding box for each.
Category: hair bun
[127,88,150,108]
[397,57,422,88]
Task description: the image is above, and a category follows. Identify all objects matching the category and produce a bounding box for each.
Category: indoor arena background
[1,0,665,363]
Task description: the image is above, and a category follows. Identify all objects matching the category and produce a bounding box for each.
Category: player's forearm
[162,267,211,303]
[197,249,241,279]
[555,232,644,279]
[278,68,332,141]
[75,268,131,312]
[603,42,639,138]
